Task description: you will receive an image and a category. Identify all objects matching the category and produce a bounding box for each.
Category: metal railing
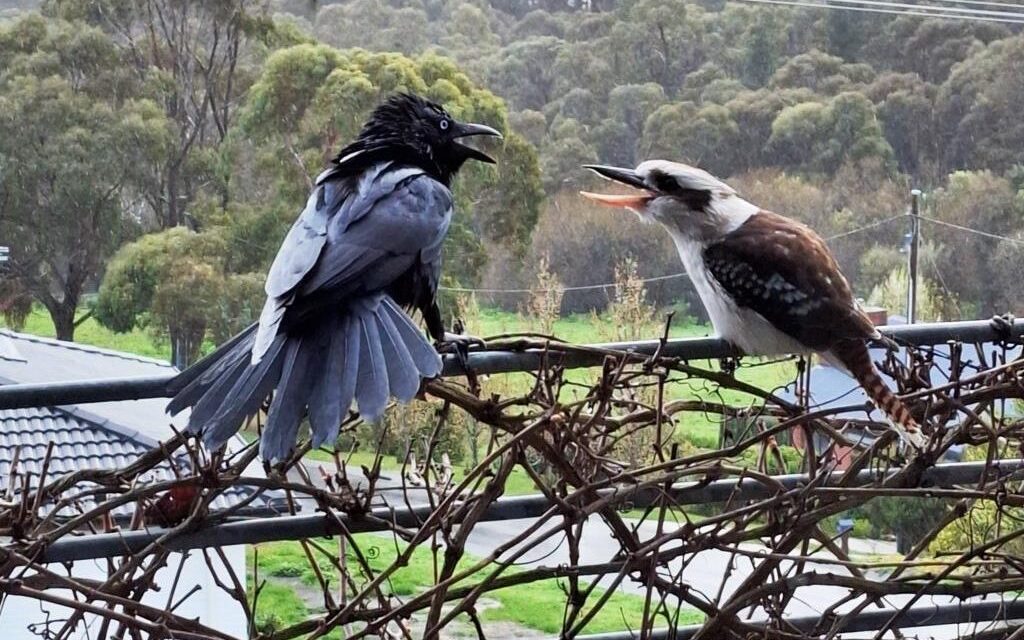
[1,318,1020,410]
[35,459,1024,563]
[2,317,1024,638]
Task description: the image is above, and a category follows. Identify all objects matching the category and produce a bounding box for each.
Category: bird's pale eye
[439,119,450,131]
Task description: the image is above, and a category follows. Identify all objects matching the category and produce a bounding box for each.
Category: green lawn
[2,306,172,360]
[251,536,703,635]
[250,580,310,634]
[464,307,799,451]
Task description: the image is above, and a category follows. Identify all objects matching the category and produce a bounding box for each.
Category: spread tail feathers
[166,295,442,461]
[828,339,923,447]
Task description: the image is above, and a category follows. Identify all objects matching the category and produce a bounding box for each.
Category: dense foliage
[3,0,1024,350]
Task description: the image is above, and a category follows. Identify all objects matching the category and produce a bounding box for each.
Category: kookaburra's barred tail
[167,294,442,461]
[829,339,920,441]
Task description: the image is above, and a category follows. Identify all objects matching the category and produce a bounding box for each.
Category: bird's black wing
[702,211,876,351]
[252,163,453,360]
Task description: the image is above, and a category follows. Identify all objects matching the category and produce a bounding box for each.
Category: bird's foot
[718,355,740,377]
[896,426,927,455]
[436,331,485,396]
[436,331,487,352]
[990,312,1017,341]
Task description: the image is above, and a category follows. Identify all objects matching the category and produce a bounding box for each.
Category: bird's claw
[896,427,927,455]
[437,332,487,352]
[437,331,484,396]
[990,312,1016,341]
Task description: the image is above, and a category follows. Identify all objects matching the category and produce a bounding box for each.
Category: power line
[734,0,1024,24]
[925,0,1024,10]
[918,215,1024,247]
[828,0,1024,19]
[440,271,690,295]
[440,216,905,296]
[824,213,907,241]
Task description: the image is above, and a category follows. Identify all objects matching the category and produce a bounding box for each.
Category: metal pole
[2,318,1022,411]
[574,598,1024,640]
[908,189,922,324]
[34,460,1024,563]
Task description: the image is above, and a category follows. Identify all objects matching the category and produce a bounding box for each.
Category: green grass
[250,580,310,634]
[464,307,799,451]
[2,306,171,360]
[251,536,703,634]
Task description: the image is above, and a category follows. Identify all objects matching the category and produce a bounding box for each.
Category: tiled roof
[0,405,279,520]
[0,329,288,520]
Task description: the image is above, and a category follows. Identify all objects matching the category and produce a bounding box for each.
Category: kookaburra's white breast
[672,233,812,356]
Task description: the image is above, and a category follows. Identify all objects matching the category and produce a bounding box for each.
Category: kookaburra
[581,160,921,446]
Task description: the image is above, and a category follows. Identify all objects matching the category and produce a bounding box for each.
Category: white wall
[2,546,247,639]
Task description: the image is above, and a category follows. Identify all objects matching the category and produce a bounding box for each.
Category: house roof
[0,329,287,520]
[0,330,184,446]
[778,330,1022,422]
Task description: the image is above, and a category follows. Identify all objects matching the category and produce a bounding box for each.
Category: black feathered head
[329,93,502,185]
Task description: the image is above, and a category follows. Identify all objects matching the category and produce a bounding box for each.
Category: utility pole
[907,189,921,324]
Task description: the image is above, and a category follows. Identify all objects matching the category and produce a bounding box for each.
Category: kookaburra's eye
[439,119,450,131]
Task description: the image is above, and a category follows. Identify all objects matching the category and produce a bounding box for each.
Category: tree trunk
[166,161,181,228]
[50,303,77,342]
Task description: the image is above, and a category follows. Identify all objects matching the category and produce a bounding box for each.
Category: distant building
[0,329,286,639]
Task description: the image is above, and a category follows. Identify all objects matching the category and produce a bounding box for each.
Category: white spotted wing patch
[704,255,825,317]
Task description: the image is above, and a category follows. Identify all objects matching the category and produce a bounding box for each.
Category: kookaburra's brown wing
[704,210,920,441]
[701,210,877,352]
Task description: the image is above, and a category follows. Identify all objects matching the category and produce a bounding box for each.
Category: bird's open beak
[580,164,656,209]
[453,122,503,164]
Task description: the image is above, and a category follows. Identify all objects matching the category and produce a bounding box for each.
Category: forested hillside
[267,0,1024,318]
[3,0,1024,358]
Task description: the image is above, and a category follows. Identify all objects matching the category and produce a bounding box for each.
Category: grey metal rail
[0,318,1020,411]
[34,459,1024,563]
[574,598,1024,640]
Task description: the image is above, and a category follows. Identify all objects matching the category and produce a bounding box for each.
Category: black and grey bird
[167,93,502,461]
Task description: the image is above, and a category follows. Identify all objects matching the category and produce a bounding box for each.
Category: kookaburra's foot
[896,425,927,453]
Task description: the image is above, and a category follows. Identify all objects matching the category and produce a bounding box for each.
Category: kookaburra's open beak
[453,122,503,164]
[580,164,656,209]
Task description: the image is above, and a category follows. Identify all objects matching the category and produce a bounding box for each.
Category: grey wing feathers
[252,163,446,363]
[257,295,441,461]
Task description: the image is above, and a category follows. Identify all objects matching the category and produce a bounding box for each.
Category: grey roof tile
[0,330,291,522]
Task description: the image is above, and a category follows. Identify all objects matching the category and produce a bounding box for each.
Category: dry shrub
[527,255,564,334]
[606,256,657,341]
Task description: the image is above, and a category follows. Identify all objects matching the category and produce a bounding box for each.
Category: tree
[927,171,1024,316]
[640,102,742,177]
[45,0,276,227]
[868,265,955,322]
[94,227,263,366]
[768,92,894,175]
[937,35,1024,174]
[0,16,171,340]
[769,50,874,95]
